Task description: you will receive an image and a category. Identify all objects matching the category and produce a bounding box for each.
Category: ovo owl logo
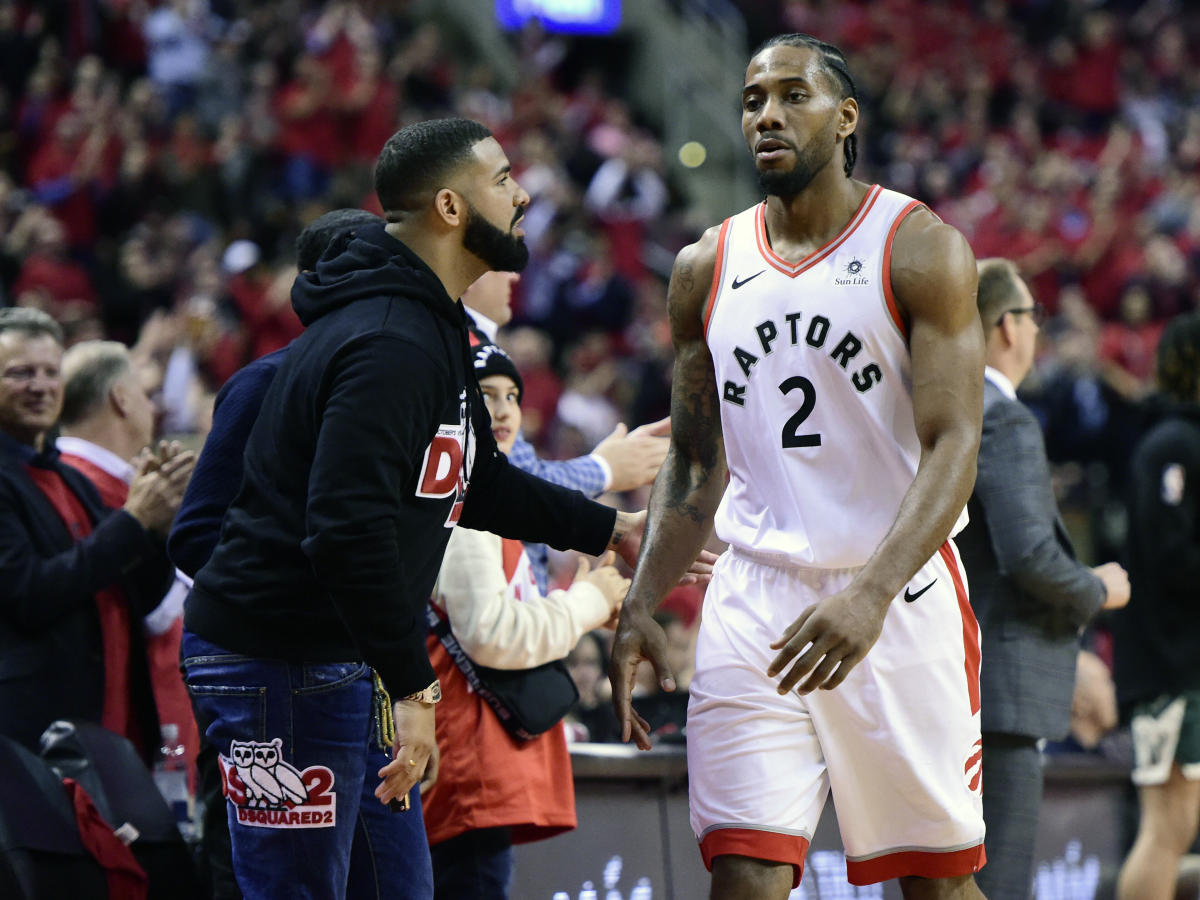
[219,738,337,829]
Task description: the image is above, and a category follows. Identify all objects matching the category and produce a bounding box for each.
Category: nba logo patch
[219,738,337,828]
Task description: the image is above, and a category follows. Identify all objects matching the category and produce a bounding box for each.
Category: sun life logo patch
[835,256,869,286]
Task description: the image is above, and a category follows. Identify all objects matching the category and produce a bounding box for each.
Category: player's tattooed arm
[633,230,726,591]
[611,229,727,749]
[662,347,721,523]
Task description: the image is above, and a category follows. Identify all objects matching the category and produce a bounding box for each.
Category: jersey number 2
[779,376,822,448]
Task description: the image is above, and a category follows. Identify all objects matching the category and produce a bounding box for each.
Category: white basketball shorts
[687,541,986,887]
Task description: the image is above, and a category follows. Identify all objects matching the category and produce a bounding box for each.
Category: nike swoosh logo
[904,579,936,603]
[731,270,765,290]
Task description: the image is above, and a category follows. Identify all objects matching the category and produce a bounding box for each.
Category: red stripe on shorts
[699,827,809,889]
[846,842,986,885]
[939,541,981,715]
[966,741,984,791]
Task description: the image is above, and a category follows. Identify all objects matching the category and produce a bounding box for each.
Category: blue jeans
[182,630,433,900]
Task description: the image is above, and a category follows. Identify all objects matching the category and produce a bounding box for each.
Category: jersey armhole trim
[703,218,733,338]
[882,200,924,340]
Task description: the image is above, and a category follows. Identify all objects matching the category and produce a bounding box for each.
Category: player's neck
[762,175,870,254]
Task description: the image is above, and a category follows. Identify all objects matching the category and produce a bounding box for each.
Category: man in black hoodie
[181,119,647,899]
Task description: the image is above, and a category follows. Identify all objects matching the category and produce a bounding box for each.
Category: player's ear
[837,97,858,140]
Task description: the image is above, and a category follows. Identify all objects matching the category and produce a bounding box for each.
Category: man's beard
[758,157,822,198]
[463,203,529,272]
[756,123,838,199]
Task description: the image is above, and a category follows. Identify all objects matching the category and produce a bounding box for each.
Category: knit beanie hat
[472,341,523,402]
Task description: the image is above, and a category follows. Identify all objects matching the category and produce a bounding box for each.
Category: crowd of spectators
[2,0,1199,748]
[0,0,685,465]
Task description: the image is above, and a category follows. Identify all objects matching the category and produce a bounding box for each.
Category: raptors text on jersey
[704,185,968,568]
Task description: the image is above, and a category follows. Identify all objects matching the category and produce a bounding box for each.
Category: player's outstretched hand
[610,608,674,751]
[376,698,436,806]
[767,587,890,694]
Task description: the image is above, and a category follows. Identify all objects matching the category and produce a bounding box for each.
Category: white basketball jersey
[704,184,968,568]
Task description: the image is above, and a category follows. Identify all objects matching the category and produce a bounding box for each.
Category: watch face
[408,680,441,703]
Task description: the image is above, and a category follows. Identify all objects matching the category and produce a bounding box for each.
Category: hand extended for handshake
[593,418,671,493]
[123,440,197,537]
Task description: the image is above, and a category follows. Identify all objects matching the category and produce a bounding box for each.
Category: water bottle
[152,723,195,841]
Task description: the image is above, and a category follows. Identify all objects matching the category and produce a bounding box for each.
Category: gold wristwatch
[402,679,441,704]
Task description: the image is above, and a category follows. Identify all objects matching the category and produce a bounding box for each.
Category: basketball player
[610,34,987,900]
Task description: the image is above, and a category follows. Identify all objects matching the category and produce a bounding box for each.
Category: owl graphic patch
[219,738,337,828]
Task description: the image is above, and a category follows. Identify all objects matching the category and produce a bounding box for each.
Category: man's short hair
[0,307,64,345]
[975,258,1024,330]
[295,209,383,271]
[374,118,493,219]
[60,340,133,427]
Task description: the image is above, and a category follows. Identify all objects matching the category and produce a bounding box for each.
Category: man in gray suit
[956,258,1130,900]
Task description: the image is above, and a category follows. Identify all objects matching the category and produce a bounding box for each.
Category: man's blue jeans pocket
[182,631,372,899]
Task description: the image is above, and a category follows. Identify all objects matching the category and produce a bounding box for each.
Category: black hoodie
[1113,401,1200,712]
[185,224,615,697]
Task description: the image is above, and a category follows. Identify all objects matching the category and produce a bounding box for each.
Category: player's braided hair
[752,33,859,178]
[1156,312,1200,405]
